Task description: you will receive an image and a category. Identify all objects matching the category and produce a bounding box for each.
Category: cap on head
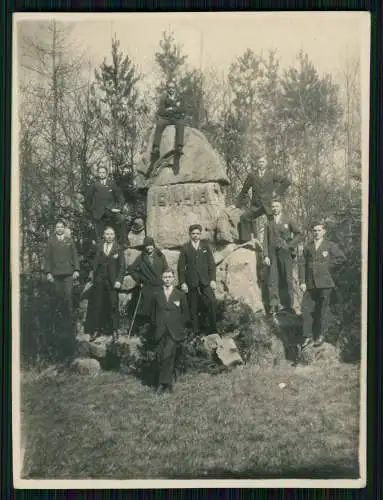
[143,236,155,247]
[311,219,326,229]
[189,224,202,233]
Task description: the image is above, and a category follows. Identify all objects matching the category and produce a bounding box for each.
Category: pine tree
[90,36,149,174]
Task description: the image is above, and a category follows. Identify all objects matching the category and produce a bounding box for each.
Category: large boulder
[216,247,263,311]
[215,206,243,244]
[146,182,226,249]
[162,249,181,283]
[137,126,229,187]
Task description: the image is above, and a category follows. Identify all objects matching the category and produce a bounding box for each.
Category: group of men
[43,88,346,389]
[235,156,346,350]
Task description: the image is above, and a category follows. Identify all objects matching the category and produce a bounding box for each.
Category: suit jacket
[44,235,80,276]
[86,179,125,221]
[157,92,186,120]
[129,248,168,287]
[236,171,291,210]
[299,239,346,289]
[178,240,216,288]
[151,287,189,342]
[263,214,303,257]
[92,241,125,286]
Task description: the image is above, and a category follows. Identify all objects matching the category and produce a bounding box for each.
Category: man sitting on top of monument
[235,156,291,243]
[177,224,217,336]
[150,78,186,168]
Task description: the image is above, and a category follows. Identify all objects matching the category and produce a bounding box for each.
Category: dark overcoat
[177,240,216,288]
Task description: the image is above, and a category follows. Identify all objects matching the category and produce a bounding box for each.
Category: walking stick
[127,287,142,339]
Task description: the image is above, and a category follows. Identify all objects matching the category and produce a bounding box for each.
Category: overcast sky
[15,12,369,84]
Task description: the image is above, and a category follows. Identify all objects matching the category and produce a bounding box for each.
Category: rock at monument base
[298,342,340,366]
[216,338,244,368]
[71,358,101,376]
[89,336,111,360]
[137,126,229,187]
[75,333,91,357]
[146,182,225,248]
[216,247,263,311]
[200,333,243,368]
[215,206,243,244]
[201,334,222,356]
[161,249,180,283]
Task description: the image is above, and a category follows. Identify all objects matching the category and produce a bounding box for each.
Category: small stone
[75,333,91,357]
[89,336,110,359]
[71,358,101,376]
[278,382,286,389]
[216,337,244,367]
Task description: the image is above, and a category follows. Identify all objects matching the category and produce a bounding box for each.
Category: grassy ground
[21,360,360,479]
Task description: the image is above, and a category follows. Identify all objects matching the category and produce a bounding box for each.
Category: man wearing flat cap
[263,199,303,316]
[129,236,168,318]
[298,220,346,348]
[177,224,217,335]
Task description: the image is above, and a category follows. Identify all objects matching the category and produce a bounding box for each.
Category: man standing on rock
[299,220,346,348]
[177,224,217,336]
[235,156,291,243]
[129,236,168,319]
[85,165,128,246]
[151,268,189,393]
[87,227,125,342]
[149,79,186,173]
[263,199,303,316]
[44,219,80,360]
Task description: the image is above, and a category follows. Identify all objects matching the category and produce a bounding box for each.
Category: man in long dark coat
[263,199,303,315]
[299,220,346,348]
[177,224,217,336]
[128,236,168,318]
[151,268,189,393]
[87,227,125,341]
[85,165,127,245]
[236,156,291,243]
[44,219,80,359]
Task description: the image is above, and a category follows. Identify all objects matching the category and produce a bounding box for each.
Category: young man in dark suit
[87,227,126,341]
[44,219,80,359]
[263,199,303,315]
[151,268,189,393]
[149,79,186,171]
[299,221,346,348]
[177,224,217,335]
[129,236,168,319]
[235,156,291,243]
[85,165,127,246]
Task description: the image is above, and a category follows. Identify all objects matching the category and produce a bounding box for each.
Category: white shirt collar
[57,235,65,241]
[191,240,200,249]
[314,238,324,249]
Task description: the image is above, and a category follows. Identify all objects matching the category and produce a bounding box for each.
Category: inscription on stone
[151,184,214,207]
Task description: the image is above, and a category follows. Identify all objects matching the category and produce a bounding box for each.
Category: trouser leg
[188,287,200,335]
[301,289,316,340]
[277,250,294,310]
[316,288,332,340]
[200,285,217,333]
[174,118,185,149]
[112,213,127,246]
[267,251,280,309]
[109,288,120,332]
[157,332,177,386]
[94,219,105,242]
[238,206,265,242]
[152,118,170,151]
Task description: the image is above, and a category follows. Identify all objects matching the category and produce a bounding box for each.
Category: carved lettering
[149,183,223,208]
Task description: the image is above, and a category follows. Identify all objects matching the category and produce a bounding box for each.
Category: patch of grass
[21,362,360,479]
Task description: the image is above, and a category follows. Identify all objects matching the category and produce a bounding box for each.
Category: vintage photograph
[12,12,369,488]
